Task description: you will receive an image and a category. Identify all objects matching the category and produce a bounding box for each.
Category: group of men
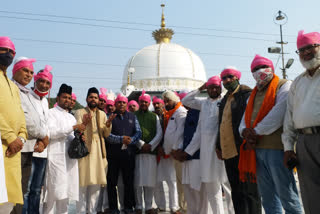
[1,29,320,214]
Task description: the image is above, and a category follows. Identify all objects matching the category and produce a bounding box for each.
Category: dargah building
[121,4,207,100]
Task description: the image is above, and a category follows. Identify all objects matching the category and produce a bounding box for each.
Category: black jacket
[216,85,252,152]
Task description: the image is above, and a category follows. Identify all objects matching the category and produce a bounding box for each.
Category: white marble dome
[121,42,207,92]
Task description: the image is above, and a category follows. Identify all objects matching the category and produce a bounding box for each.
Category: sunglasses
[0,47,16,55]
[295,44,320,55]
[221,75,234,81]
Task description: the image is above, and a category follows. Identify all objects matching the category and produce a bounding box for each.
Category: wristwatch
[18,136,26,144]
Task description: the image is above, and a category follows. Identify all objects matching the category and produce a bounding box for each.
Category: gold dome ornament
[152,4,174,44]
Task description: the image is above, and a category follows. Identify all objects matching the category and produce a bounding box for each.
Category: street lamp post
[274,10,288,79]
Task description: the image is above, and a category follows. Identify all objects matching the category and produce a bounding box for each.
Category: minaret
[152,4,174,44]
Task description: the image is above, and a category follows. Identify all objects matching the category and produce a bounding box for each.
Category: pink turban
[220,67,241,80]
[138,90,151,103]
[99,87,108,102]
[152,96,164,105]
[250,55,274,72]
[71,93,77,100]
[12,57,36,76]
[115,94,128,104]
[128,100,139,109]
[206,75,221,87]
[34,65,53,88]
[178,91,188,100]
[0,36,15,52]
[297,30,320,50]
[106,100,115,106]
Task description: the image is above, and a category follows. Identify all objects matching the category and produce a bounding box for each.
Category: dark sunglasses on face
[221,75,234,81]
[296,44,320,55]
[0,47,16,55]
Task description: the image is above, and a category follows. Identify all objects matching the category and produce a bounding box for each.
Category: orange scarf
[164,102,182,132]
[238,75,279,183]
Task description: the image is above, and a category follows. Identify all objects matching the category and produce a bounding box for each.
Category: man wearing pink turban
[68,92,77,114]
[239,55,302,214]
[134,91,162,214]
[106,93,142,213]
[98,88,108,113]
[11,57,49,214]
[151,96,167,212]
[216,67,260,214]
[24,65,53,214]
[0,37,28,212]
[179,76,228,213]
[128,100,139,112]
[282,30,320,214]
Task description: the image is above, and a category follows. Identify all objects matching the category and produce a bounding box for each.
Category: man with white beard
[282,30,320,214]
[180,76,227,214]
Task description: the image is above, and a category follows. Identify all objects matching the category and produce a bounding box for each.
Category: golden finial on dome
[152,4,174,44]
[161,4,166,28]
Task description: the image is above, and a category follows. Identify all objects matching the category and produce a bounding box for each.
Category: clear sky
[1,0,319,105]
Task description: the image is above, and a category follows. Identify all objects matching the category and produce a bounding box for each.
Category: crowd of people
[0,29,320,214]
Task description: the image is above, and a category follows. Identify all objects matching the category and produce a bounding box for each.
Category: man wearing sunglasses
[215,67,260,214]
[0,36,28,213]
[239,55,302,214]
[282,30,320,214]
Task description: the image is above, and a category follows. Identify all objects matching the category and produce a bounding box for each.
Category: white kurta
[182,89,227,184]
[43,106,79,203]
[135,115,162,187]
[181,159,201,191]
[158,106,187,182]
[0,134,8,203]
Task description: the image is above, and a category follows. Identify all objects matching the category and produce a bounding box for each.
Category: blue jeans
[255,149,302,214]
[22,157,47,214]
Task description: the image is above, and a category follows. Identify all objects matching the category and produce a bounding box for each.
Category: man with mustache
[134,91,162,214]
[180,75,228,214]
[75,87,115,214]
[11,57,49,214]
[151,97,167,212]
[282,30,320,214]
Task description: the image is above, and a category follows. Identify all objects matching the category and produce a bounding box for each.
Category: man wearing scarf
[43,84,88,214]
[11,57,48,214]
[134,91,162,214]
[106,94,141,214]
[75,87,114,214]
[282,30,320,214]
[215,67,261,214]
[24,65,53,214]
[157,90,187,214]
[181,76,228,214]
[239,55,302,214]
[0,36,27,213]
